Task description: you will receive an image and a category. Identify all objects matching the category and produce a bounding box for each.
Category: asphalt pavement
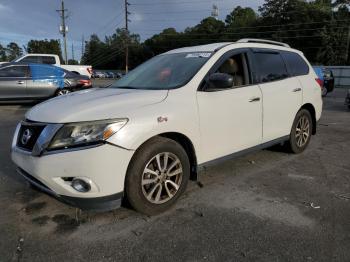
[0,88,349,262]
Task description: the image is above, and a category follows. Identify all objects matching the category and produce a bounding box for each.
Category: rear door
[26,64,64,98]
[0,65,28,99]
[251,49,302,143]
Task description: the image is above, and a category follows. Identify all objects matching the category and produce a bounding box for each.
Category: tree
[6,42,23,61]
[26,39,63,61]
[68,59,79,65]
[225,6,257,27]
[0,44,7,61]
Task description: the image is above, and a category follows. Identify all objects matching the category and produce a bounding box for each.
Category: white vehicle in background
[6,54,93,78]
[11,39,322,215]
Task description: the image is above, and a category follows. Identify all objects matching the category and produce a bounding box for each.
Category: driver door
[196,49,263,163]
[0,65,28,99]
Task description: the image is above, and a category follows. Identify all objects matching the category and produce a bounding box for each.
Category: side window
[20,56,40,63]
[215,53,250,87]
[281,51,309,76]
[254,52,288,83]
[40,56,56,65]
[0,66,27,77]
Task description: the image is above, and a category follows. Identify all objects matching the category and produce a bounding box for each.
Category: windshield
[111,52,212,90]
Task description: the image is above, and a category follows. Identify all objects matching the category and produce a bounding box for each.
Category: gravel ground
[0,88,349,262]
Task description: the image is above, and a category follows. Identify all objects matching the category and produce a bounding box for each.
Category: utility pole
[346,24,350,64]
[124,0,130,73]
[56,0,68,64]
[71,43,75,62]
[81,35,85,61]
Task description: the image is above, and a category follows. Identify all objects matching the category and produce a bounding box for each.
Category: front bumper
[11,121,135,211]
[17,167,123,211]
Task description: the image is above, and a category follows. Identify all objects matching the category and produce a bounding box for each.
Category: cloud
[0,3,10,11]
[131,12,143,22]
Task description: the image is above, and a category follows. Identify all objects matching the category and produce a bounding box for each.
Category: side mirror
[206,73,234,91]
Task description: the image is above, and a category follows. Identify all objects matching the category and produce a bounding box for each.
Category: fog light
[71,178,91,193]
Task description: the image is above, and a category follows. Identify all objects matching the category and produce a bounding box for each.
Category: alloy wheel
[57,89,70,96]
[141,152,183,204]
[295,115,310,147]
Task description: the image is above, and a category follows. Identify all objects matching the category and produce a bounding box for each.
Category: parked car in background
[0,54,93,78]
[345,89,350,109]
[313,67,334,97]
[92,71,106,78]
[323,69,335,96]
[0,63,92,101]
[11,39,322,215]
[105,72,116,78]
[115,72,123,79]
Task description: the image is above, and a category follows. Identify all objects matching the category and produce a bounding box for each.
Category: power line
[131,0,223,6]
[135,19,350,32]
[140,26,349,37]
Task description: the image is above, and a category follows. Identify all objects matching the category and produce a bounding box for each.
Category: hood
[26,87,168,123]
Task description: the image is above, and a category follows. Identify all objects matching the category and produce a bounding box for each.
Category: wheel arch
[129,132,199,181]
[159,132,198,181]
[300,103,317,135]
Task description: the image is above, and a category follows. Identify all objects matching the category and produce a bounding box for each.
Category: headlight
[48,119,128,150]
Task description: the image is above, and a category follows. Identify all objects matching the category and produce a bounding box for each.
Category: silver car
[0,63,92,101]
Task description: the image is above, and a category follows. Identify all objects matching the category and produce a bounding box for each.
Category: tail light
[315,78,323,88]
[78,79,92,87]
[87,67,93,75]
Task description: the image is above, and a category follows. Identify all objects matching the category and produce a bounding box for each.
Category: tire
[321,87,328,97]
[125,137,190,215]
[56,88,71,96]
[286,109,313,154]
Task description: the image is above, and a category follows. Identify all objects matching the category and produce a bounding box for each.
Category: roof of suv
[165,39,300,55]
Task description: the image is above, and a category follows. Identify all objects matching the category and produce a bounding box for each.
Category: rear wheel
[286,109,313,154]
[125,137,190,215]
[56,89,71,96]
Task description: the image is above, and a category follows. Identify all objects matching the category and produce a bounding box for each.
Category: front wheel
[286,109,313,154]
[125,137,190,215]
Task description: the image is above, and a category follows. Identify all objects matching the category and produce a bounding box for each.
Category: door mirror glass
[207,73,234,90]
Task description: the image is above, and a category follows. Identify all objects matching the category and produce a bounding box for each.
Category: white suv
[11,39,322,215]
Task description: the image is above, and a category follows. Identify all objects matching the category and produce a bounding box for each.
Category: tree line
[1,0,349,69]
[0,39,66,63]
[82,0,350,69]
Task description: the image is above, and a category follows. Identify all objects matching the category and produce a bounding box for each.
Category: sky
[0,0,264,60]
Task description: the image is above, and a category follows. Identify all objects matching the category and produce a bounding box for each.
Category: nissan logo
[21,129,32,145]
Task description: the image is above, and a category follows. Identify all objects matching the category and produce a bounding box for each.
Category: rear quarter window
[281,51,309,76]
[40,56,56,65]
[253,51,289,83]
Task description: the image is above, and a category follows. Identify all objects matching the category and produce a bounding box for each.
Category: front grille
[17,122,46,151]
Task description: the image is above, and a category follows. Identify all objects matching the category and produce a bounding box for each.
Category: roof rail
[237,38,290,48]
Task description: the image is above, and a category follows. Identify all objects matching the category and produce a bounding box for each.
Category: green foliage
[68,59,79,65]
[6,42,23,61]
[26,39,63,62]
[81,0,349,68]
[0,44,7,62]
[2,0,349,67]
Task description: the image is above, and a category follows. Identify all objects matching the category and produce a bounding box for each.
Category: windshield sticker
[185,53,211,58]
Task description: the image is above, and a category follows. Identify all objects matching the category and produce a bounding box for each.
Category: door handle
[292,88,302,92]
[17,81,25,84]
[249,97,261,102]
